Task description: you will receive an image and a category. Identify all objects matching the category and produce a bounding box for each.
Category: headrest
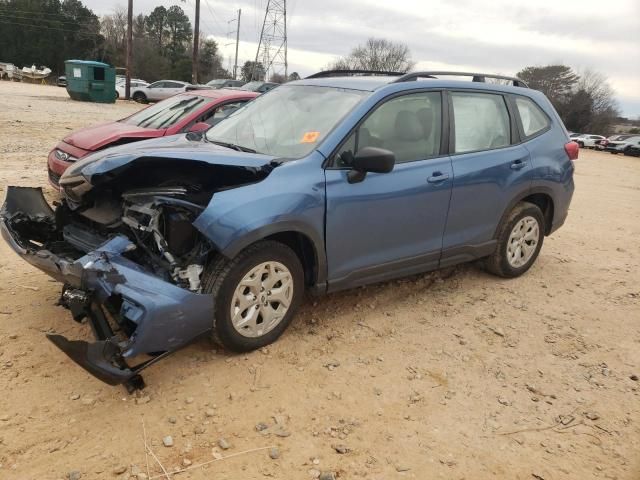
[395,110,423,142]
[416,107,434,137]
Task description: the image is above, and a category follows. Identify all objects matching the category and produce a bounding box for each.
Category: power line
[0,7,86,18]
[0,19,102,36]
[0,12,97,27]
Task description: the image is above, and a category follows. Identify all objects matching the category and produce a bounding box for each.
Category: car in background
[47,89,257,187]
[625,143,640,157]
[573,134,605,148]
[596,134,632,151]
[233,80,279,93]
[604,135,640,154]
[115,80,149,99]
[56,75,67,87]
[206,79,245,89]
[132,80,191,103]
[569,132,582,139]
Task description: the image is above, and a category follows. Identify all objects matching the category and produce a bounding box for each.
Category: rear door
[441,90,532,264]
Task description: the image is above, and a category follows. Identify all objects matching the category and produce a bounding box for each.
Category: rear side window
[452,92,510,153]
[515,97,550,137]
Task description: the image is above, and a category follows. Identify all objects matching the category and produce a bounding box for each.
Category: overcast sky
[85,0,640,118]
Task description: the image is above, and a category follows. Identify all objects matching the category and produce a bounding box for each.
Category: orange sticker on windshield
[301,131,320,143]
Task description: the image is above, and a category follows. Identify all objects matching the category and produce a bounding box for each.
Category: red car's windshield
[121,95,213,129]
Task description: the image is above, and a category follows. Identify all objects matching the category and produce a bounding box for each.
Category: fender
[192,153,328,287]
[493,185,557,238]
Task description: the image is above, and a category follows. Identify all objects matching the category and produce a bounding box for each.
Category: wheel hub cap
[230,261,293,338]
[506,216,540,268]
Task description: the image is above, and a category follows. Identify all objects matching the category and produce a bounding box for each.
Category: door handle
[427,172,450,183]
[510,159,527,170]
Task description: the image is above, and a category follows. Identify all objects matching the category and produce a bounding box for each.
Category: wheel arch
[495,187,556,237]
[219,222,327,291]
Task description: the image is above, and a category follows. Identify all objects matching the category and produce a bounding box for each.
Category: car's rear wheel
[115,91,119,99]
[484,202,545,278]
[577,141,584,147]
[203,241,304,352]
[132,91,146,103]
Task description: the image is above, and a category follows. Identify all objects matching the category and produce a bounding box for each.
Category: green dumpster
[64,60,116,103]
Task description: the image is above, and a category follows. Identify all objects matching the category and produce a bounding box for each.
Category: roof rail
[306,69,406,79]
[393,71,529,88]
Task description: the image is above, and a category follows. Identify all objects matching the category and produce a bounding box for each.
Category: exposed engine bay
[62,185,210,292]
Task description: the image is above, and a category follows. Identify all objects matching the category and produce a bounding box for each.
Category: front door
[325,91,453,291]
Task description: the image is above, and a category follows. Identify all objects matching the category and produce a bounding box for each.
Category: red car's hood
[63,121,165,152]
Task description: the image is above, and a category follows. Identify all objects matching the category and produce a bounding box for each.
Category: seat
[384,110,426,162]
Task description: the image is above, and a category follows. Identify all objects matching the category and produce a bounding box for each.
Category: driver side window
[335,92,442,167]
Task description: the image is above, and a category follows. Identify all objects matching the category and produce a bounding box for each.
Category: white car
[115,81,149,99]
[573,134,605,148]
[132,80,190,103]
[604,135,640,154]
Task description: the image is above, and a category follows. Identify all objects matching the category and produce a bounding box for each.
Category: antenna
[252,0,287,81]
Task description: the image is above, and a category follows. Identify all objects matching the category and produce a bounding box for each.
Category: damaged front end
[2,138,279,388]
[1,187,215,389]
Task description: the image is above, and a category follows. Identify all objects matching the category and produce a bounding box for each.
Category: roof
[178,88,259,101]
[292,74,536,97]
[65,60,111,67]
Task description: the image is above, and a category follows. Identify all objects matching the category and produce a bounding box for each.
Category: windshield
[121,95,213,129]
[207,79,225,86]
[205,85,367,158]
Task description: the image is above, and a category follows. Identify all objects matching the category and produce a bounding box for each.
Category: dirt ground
[0,81,638,480]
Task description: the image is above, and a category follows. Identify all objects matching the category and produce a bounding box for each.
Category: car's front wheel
[203,241,304,352]
[484,202,545,278]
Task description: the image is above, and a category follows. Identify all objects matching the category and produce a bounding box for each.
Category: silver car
[133,80,190,103]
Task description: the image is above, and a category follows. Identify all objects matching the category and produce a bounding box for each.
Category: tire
[115,91,119,99]
[132,92,146,103]
[610,151,619,155]
[577,141,584,148]
[484,202,545,278]
[202,240,304,352]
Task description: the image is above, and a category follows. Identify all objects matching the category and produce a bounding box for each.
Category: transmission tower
[252,0,287,81]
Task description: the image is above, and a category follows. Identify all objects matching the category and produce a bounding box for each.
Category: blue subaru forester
[1,71,576,388]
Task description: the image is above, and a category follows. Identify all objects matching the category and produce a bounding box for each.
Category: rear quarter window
[515,97,550,137]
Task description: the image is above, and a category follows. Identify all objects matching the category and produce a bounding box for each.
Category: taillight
[565,141,579,160]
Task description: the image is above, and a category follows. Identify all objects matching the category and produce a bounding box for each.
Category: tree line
[0,0,228,83]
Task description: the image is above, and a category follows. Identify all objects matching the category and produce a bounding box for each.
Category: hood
[63,121,164,151]
[62,134,278,183]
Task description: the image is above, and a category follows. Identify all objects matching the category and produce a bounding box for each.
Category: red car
[48,89,258,188]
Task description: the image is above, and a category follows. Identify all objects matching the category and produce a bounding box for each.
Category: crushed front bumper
[1,186,213,388]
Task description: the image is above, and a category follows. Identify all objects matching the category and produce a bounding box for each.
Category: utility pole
[233,9,241,80]
[191,0,200,84]
[253,0,287,82]
[125,0,132,99]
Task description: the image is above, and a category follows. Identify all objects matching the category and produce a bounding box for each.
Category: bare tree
[329,38,414,72]
[576,69,619,133]
[269,73,287,83]
[100,7,128,65]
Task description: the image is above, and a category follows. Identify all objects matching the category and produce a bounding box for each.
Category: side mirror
[188,122,210,133]
[348,147,395,183]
